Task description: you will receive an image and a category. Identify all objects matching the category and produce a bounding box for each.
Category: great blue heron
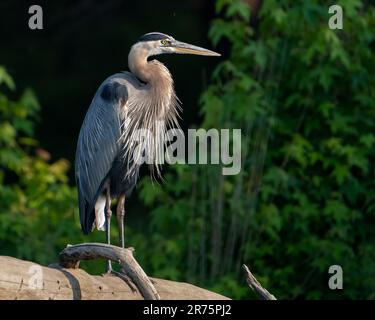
[75,32,220,272]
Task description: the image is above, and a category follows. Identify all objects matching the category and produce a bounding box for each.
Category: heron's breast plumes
[119,61,181,180]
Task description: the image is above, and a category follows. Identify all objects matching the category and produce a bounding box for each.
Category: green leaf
[0,66,16,90]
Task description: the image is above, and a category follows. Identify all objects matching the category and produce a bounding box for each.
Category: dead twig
[242,264,277,300]
[59,243,160,300]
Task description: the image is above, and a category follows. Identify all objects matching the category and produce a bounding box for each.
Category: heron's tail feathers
[94,195,106,231]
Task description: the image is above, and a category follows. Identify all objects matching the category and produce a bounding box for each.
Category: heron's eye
[161,39,169,46]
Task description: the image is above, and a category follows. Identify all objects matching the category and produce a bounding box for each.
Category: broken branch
[59,243,160,300]
[242,264,276,300]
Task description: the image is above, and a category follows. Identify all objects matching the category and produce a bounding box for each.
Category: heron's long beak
[172,40,221,57]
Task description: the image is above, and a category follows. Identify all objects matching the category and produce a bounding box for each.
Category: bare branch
[59,243,160,300]
[242,264,276,300]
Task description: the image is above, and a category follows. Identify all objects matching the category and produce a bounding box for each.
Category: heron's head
[132,32,221,58]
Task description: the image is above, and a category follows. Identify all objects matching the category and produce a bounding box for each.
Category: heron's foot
[110,269,138,292]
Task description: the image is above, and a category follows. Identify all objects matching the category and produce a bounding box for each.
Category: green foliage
[136,0,375,299]
[0,68,77,262]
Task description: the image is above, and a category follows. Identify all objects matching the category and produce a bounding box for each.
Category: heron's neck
[129,50,173,88]
[128,48,178,121]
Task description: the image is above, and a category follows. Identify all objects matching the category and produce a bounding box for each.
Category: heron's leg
[105,187,112,272]
[117,194,126,248]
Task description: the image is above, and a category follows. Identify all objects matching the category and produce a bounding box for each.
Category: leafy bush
[0,67,87,264]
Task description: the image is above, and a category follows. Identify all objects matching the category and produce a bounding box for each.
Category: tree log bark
[0,256,229,300]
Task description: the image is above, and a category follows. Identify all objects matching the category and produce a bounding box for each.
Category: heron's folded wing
[75,81,128,234]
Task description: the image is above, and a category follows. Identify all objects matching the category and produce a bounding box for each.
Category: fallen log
[0,255,229,300]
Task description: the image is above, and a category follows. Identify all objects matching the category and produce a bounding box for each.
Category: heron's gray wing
[75,80,128,234]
